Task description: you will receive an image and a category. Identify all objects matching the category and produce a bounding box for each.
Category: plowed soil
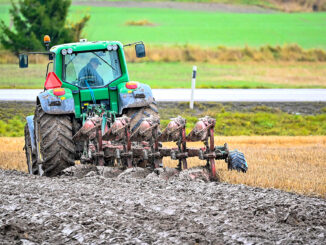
[0,166,325,244]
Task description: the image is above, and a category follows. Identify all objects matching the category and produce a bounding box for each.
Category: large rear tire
[34,105,75,177]
[125,102,160,134]
[24,124,38,175]
[124,103,160,167]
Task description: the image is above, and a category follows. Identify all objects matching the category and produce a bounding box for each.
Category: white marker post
[190,65,197,109]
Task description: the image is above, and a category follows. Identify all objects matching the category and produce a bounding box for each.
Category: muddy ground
[0,166,325,244]
[73,1,275,13]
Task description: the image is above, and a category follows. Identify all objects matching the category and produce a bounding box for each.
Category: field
[164,136,326,197]
[1,5,326,48]
[1,2,326,90]
[1,62,326,89]
[1,136,325,197]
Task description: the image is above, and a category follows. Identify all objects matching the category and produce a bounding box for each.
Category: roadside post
[190,65,197,109]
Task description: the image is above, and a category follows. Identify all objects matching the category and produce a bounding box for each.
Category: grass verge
[1,136,325,197]
[0,102,325,137]
[158,103,326,136]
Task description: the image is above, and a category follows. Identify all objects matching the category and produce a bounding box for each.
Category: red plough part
[74,115,247,180]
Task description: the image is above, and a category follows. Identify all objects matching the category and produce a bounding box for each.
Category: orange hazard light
[53,88,65,96]
[126,82,138,89]
[44,35,51,43]
[45,72,62,90]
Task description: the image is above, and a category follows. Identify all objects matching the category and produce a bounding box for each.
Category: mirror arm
[45,62,53,80]
[123,41,143,47]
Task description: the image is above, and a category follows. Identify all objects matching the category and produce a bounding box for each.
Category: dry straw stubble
[0,136,325,197]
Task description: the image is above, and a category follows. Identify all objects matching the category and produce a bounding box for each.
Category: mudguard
[118,82,155,114]
[26,115,36,151]
[37,88,75,114]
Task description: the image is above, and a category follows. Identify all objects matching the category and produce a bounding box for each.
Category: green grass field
[1,4,326,48]
[1,3,325,89]
[1,62,325,89]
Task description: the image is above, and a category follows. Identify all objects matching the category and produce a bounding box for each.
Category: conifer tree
[0,0,90,54]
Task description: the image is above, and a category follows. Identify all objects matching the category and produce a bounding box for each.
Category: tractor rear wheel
[124,103,160,167]
[24,124,38,175]
[34,105,75,177]
[125,102,160,134]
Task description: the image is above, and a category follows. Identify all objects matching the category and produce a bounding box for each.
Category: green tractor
[21,36,247,178]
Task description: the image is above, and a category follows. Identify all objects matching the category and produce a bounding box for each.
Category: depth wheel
[228,150,248,173]
[24,124,38,175]
[34,105,75,177]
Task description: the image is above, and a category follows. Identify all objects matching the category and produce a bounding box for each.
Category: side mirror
[19,54,28,68]
[135,43,146,58]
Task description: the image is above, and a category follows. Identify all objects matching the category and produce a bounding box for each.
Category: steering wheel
[79,76,97,87]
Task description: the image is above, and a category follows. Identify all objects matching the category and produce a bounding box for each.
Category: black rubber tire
[123,103,160,168]
[24,124,38,175]
[125,103,160,134]
[34,105,75,177]
[228,150,248,173]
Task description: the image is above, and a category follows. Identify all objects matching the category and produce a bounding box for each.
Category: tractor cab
[19,36,151,119]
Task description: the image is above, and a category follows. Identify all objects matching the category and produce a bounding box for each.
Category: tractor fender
[118,82,155,114]
[37,89,75,115]
[26,115,36,151]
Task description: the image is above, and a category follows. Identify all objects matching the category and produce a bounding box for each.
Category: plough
[73,107,247,180]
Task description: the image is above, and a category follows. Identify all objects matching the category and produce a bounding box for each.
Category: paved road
[0,89,326,102]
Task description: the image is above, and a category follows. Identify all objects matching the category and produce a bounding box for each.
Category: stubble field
[1,136,325,197]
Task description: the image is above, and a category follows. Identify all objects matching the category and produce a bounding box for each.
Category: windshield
[63,50,122,88]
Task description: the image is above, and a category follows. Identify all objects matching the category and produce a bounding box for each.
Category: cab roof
[50,40,123,53]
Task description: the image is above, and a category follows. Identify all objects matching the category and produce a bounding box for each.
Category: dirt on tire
[34,105,75,176]
[125,102,160,134]
[0,167,325,244]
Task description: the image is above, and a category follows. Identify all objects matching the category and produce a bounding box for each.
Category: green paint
[47,88,73,99]
[80,87,109,101]
[47,40,131,118]
[117,82,133,94]
[109,89,119,113]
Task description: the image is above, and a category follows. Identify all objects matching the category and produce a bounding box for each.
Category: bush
[0,0,90,55]
[0,117,25,137]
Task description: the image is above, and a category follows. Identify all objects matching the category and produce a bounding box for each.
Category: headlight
[112,45,118,51]
[107,45,113,51]
[61,49,67,55]
[67,48,73,54]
